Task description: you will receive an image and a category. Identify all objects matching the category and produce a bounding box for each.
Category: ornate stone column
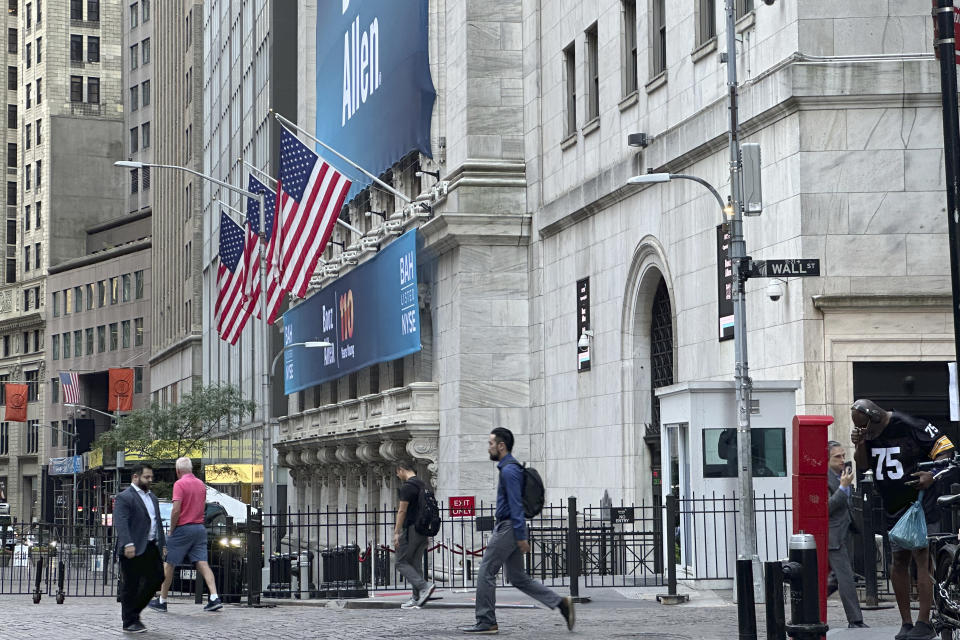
[406,434,440,489]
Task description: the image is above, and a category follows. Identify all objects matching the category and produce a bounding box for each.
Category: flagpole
[256,189,274,586]
[269,110,412,204]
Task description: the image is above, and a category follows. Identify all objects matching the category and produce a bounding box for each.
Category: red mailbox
[792,414,832,626]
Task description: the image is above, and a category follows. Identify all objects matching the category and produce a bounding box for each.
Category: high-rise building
[200,0,297,504]
[0,0,124,521]
[148,0,203,405]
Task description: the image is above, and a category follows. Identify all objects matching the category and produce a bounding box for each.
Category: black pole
[764,561,786,640]
[566,496,581,601]
[935,0,960,357]
[666,493,678,596]
[736,558,758,640]
[860,473,878,608]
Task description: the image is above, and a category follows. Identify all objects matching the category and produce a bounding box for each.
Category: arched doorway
[647,279,674,501]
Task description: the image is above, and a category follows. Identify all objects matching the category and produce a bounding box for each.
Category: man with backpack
[393,460,437,609]
[462,427,574,635]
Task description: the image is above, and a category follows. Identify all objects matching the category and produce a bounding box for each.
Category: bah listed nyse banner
[282,229,422,394]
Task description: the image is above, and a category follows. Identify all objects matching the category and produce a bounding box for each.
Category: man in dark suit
[114,463,165,633]
[827,441,867,629]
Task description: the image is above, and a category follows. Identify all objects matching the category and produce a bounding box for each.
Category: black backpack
[413,480,442,537]
[506,461,545,518]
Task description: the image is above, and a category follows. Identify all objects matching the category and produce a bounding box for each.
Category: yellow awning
[204,463,263,484]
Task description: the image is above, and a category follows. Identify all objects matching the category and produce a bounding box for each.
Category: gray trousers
[395,526,429,597]
[476,521,562,625]
[827,543,863,624]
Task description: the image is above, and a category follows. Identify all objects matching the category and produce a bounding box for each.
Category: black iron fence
[0,493,795,603]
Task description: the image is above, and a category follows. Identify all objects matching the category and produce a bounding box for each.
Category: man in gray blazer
[827,441,867,629]
[114,463,165,633]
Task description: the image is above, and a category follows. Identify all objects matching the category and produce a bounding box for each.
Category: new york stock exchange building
[205,1,958,556]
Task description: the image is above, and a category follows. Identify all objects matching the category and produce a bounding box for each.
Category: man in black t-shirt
[392,460,435,609]
[851,399,955,640]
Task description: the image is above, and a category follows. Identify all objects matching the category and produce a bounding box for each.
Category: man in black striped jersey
[851,399,955,640]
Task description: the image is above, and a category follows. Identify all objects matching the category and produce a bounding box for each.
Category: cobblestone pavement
[0,590,904,639]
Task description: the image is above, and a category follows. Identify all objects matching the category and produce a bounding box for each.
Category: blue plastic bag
[889,491,929,550]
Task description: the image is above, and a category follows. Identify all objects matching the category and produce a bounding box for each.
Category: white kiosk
[655,380,799,583]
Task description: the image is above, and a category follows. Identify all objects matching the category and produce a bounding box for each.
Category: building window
[134,270,143,299]
[130,168,138,193]
[5,181,12,205]
[130,2,137,28]
[650,0,666,77]
[141,38,149,64]
[35,161,39,187]
[130,44,138,70]
[24,165,30,191]
[22,289,28,311]
[141,80,150,106]
[32,329,39,352]
[34,242,39,268]
[2,336,8,357]
[85,327,93,354]
[109,276,118,304]
[141,122,149,148]
[24,83,30,108]
[86,283,93,309]
[622,0,637,95]
[70,76,83,102]
[130,85,138,111]
[134,367,143,393]
[736,0,754,19]
[24,123,30,148]
[97,280,105,306]
[122,320,130,348]
[87,77,99,104]
[35,120,40,145]
[23,205,29,230]
[6,66,15,90]
[142,165,150,190]
[96,325,105,352]
[6,142,13,168]
[563,42,576,138]
[73,329,81,357]
[87,36,99,63]
[7,28,15,54]
[70,0,82,20]
[25,43,30,69]
[585,24,599,122]
[73,286,82,311]
[36,0,40,25]
[51,333,58,359]
[52,291,58,317]
[122,273,131,302]
[26,370,38,402]
[25,420,38,453]
[87,0,99,22]
[7,0,15,15]
[134,317,143,346]
[35,78,40,104]
[6,103,14,129]
[24,3,29,26]
[109,322,118,350]
[36,37,41,63]
[697,0,717,46]
[143,0,149,22]
[70,35,82,62]
[5,259,13,283]
[129,127,138,152]
[23,245,29,271]
[0,422,6,455]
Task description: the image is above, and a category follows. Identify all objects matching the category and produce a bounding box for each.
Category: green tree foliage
[93,384,256,463]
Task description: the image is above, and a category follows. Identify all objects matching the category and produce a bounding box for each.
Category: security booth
[655,380,799,583]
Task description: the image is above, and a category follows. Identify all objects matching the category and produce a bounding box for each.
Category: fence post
[859,471,878,608]
[764,560,786,640]
[655,492,688,604]
[246,505,262,606]
[566,497,588,603]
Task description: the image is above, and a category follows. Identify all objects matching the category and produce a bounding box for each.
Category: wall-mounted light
[627,133,652,149]
[364,210,387,220]
[415,169,440,180]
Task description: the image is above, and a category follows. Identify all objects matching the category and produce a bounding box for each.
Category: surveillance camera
[766,280,784,302]
[762,0,775,5]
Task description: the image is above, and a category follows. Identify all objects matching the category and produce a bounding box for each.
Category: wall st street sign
[750,259,821,278]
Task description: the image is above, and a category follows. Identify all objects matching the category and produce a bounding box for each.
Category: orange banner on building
[108,368,134,412]
[4,383,27,422]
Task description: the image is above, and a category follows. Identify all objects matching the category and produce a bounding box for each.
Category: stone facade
[272,1,953,514]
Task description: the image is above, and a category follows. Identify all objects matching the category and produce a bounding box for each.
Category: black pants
[119,542,163,627]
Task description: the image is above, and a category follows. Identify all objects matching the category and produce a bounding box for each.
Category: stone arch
[619,235,677,503]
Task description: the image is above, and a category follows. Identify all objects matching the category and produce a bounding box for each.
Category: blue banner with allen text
[316,0,436,200]
[282,229,421,394]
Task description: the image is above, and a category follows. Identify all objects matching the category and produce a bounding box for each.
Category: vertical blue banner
[283,230,421,394]
[316,0,436,198]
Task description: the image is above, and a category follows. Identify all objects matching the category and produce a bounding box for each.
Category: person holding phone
[826,441,866,629]
[851,399,955,640]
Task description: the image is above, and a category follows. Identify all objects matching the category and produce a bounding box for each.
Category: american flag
[243,174,277,318]
[59,371,80,404]
[215,211,253,344]
[268,127,351,319]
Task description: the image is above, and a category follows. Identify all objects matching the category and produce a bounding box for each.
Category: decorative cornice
[148,333,201,366]
[812,294,951,312]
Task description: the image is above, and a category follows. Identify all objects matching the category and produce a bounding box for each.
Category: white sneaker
[400,597,419,609]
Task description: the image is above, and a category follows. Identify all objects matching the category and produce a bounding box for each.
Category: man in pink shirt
[148,457,223,612]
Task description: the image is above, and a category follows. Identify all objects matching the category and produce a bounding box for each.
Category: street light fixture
[627,173,727,214]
